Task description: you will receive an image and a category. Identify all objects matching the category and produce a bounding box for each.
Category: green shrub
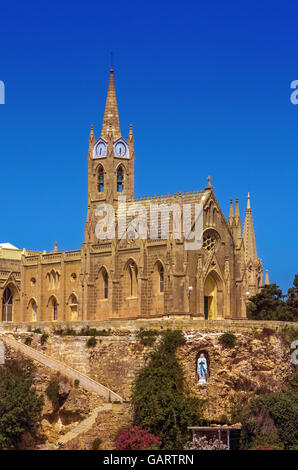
[137,329,159,347]
[219,332,237,348]
[86,336,97,348]
[74,379,80,387]
[24,337,33,346]
[40,333,49,345]
[132,329,204,450]
[240,392,298,450]
[46,381,60,409]
[79,327,111,337]
[0,359,44,449]
[91,438,101,450]
[281,325,298,345]
[32,328,42,334]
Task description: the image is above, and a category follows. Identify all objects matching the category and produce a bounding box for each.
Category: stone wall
[8,320,296,421]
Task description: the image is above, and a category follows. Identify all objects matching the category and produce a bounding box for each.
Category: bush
[74,379,80,387]
[132,329,204,449]
[24,337,32,346]
[114,425,161,450]
[40,333,49,345]
[219,332,237,348]
[32,328,42,334]
[0,359,44,449]
[86,336,97,348]
[91,438,101,450]
[80,327,111,337]
[46,381,60,409]
[281,325,298,345]
[54,328,77,336]
[137,329,159,347]
[240,392,298,449]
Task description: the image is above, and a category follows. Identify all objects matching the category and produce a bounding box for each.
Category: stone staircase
[0,333,124,403]
[57,403,113,446]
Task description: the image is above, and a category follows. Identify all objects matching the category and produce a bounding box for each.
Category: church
[0,68,266,323]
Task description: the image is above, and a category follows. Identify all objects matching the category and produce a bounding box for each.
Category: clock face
[96,142,107,157]
[115,142,127,157]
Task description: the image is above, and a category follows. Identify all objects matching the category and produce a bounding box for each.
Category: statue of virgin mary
[197,353,208,384]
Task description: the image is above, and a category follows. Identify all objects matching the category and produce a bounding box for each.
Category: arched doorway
[204,273,217,320]
[2,287,13,321]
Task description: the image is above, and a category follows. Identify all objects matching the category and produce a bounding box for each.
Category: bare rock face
[58,380,71,400]
[178,329,292,422]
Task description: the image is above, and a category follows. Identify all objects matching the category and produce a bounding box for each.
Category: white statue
[197,353,208,385]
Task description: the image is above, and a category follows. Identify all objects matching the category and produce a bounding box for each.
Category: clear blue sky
[0,0,297,293]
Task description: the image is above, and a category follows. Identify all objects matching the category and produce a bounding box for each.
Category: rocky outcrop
[179,329,292,421]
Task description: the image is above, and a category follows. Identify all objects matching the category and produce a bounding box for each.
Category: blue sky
[0,0,297,293]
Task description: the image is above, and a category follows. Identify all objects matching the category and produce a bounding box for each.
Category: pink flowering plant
[114,425,162,450]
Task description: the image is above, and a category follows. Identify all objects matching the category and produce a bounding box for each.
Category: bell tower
[84,68,135,243]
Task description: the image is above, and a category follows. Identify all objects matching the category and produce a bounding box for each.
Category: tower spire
[228,198,234,226]
[101,67,121,140]
[264,269,270,286]
[243,192,257,264]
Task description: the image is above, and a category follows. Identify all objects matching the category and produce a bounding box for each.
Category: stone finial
[128,124,134,144]
[89,124,95,144]
[53,241,58,253]
[247,192,251,210]
[264,269,270,286]
[228,198,234,225]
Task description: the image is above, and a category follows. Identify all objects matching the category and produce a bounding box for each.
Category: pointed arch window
[129,266,133,296]
[153,262,165,294]
[32,300,37,321]
[2,287,13,322]
[159,265,164,293]
[53,299,58,321]
[104,271,109,299]
[117,167,124,193]
[126,262,137,298]
[98,166,104,193]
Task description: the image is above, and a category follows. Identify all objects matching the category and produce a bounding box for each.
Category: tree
[0,359,44,449]
[247,283,297,322]
[132,330,204,450]
[285,275,298,321]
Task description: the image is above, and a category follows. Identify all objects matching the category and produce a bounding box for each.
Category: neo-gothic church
[0,68,266,323]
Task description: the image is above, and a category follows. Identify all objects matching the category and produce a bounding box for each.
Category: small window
[104,271,108,299]
[117,167,124,192]
[98,166,104,192]
[32,301,37,321]
[53,300,58,320]
[159,265,164,293]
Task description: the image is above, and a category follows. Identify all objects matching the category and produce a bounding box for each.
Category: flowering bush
[254,444,272,450]
[185,436,228,450]
[114,425,162,450]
